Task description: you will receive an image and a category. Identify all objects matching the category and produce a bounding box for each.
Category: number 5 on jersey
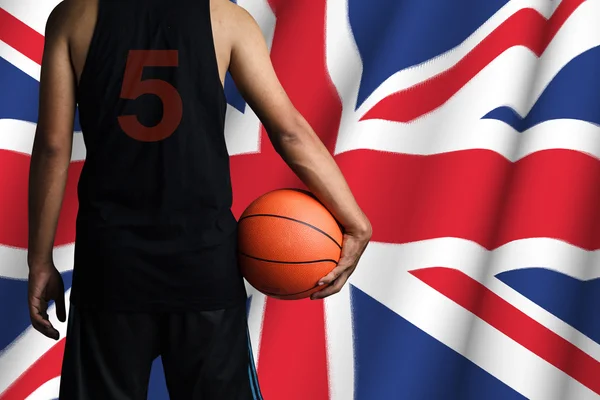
[118,50,183,142]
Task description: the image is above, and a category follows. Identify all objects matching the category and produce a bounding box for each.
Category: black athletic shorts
[58,302,263,400]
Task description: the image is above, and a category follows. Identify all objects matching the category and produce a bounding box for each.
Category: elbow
[270,112,317,153]
[31,136,72,163]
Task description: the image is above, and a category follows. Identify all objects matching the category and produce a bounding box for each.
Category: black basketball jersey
[71,0,247,311]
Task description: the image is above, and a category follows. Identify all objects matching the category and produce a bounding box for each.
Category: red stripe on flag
[0,8,44,65]
[258,298,331,400]
[411,267,600,395]
[2,149,599,250]
[362,0,585,122]
[0,338,66,400]
[335,149,600,250]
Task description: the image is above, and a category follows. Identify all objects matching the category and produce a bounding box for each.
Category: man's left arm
[227,6,372,300]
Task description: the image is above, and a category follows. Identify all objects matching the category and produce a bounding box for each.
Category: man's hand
[28,264,66,340]
[311,221,372,300]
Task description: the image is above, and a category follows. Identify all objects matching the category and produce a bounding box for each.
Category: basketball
[238,189,343,300]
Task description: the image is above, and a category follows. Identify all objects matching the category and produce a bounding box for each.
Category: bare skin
[28,0,372,340]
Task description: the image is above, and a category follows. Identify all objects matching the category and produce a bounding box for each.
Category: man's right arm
[27,2,74,339]
[227,5,372,299]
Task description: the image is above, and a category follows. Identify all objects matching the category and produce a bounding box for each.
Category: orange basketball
[238,189,343,300]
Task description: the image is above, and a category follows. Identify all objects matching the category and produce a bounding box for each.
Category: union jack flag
[1,0,599,399]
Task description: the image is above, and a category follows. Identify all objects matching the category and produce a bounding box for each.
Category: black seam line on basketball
[261,285,320,297]
[238,213,342,249]
[239,252,338,265]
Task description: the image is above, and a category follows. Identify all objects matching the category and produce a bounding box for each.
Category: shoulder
[211,0,251,18]
[45,1,71,38]
[211,0,261,38]
[45,1,77,43]
[45,0,90,39]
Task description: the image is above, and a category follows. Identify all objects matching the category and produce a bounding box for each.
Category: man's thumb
[55,292,67,322]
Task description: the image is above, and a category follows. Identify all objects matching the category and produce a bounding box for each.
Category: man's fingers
[55,294,67,323]
[318,256,355,286]
[318,266,343,286]
[309,231,370,300]
[311,272,349,300]
[53,279,67,322]
[32,319,59,340]
[29,303,59,340]
[29,292,60,340]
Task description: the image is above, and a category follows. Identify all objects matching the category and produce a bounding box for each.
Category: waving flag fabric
[1,0,600,399]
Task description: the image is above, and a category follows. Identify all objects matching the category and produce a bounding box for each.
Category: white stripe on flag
[245,284,267,366]
[334,116,600,161]
[0,39,40,81]
[24,376,60,400]
[324,280,355,400]
[0,0,61,34]
[0,243,74,280]
[0,119,86,161]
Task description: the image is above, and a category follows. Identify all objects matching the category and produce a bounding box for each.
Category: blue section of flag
[148,357,169,400]
[0,58,39,124]
[0,271,73,351]
[348,0,510,108]
[351,286,526,399]
[482,45,600,131]
[225,72,247,113]
[496,268,600,345]
[0,56,84,132]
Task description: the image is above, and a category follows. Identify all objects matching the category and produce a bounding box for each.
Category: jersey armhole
[76,0,103,101]
[204,0,227,112]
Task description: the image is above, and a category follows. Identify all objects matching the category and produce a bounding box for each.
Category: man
[27,0,372,398]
